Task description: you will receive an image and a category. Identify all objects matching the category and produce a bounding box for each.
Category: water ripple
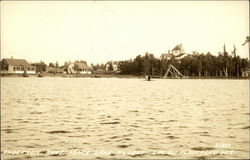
[46,130,71,134]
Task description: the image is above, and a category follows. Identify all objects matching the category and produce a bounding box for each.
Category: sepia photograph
[1,1,249,159]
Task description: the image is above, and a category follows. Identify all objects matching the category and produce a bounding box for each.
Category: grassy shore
[0,73,248,79]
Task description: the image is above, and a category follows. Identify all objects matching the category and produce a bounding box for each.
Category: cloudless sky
[1,1,249,65]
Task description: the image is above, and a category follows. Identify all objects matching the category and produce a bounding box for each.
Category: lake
[1,77,249,159]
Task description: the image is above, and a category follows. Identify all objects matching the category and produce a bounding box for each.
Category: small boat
[145,75,151,81]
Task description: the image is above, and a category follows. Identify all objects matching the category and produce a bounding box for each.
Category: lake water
[1,77,249,159]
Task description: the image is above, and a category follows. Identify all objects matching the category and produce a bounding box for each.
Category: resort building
[161,44,188,60]
[66,62,92,74]
[0,58,36,74]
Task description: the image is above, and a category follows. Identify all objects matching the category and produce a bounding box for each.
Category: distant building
[46,66,64,74]
[160,50,172,60]
[67,62,92,74]
[0,58,36,74]
[105,61,119,71]
[93,69,106,74]
[160,44,187,60]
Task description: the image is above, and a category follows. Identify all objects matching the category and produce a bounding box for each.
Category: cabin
[0,58,36,74]
[66,62,92,74]
[93,69,107,74]
[46,66,64,74]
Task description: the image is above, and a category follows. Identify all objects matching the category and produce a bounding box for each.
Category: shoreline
[0,73,248,80]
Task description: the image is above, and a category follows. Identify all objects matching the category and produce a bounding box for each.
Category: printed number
[215,143,231,148]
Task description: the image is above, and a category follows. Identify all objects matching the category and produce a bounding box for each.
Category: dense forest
[118,45,249,77]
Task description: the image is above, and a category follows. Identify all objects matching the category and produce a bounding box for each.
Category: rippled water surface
[1,77,249,159]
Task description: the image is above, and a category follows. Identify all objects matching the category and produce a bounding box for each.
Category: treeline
[118,45,249,77]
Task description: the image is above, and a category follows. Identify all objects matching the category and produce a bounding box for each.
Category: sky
[1,1,249,65]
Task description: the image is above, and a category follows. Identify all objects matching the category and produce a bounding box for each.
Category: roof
[3,58,35,68]
[94,69,106,74]
[172,44,183,51]
[75,62,91,69]
[175,53,185,57]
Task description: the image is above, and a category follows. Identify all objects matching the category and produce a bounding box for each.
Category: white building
[67,62,92,74]
[105,61,119,71]
[0,58,36,74]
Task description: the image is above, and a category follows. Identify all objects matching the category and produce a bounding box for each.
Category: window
[21,67,24,71]
[13,67,16,71]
